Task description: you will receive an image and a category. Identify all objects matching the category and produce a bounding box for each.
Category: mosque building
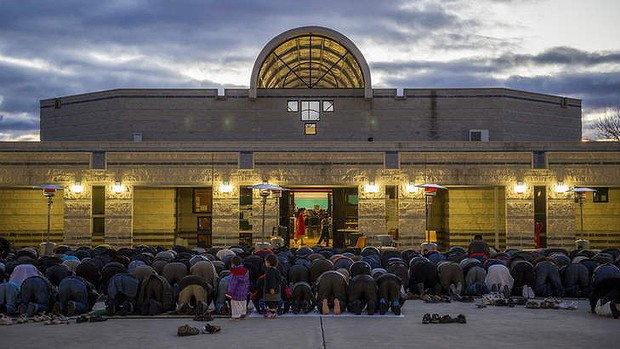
[1,26,619,252]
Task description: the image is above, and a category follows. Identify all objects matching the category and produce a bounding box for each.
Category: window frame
[287,100,299,112]
[593,187,609,203]
[301,100,321,121]
[304,123,317,135]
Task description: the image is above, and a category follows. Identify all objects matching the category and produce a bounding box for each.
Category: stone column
[63,188,92,248]
[399,193,426,249]
[505,189,534,250]
[212,184,240,247]
[358,184,386,242]
[547,192,576,250]
[105,184,133,248]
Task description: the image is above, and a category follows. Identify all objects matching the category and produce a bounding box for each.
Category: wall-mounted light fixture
[404,183,419,193]
[219,181,233,193]
[70,181,85,194]
[364,181,380,193]
[112,181,125,194]
[554,181,569,193]
[514,181,527,194]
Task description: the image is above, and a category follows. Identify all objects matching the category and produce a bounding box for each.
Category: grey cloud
[497,47,620,68]
[0,1,619,141]
[372,50,620,111]
[0,117,39,132]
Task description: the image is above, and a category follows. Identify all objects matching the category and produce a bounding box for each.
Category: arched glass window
[257,34,365,89]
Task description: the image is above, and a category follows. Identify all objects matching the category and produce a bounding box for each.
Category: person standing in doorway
[294,208,306,246]
[317,217,331,247]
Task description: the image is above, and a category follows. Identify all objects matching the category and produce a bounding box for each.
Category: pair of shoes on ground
[0,314,13,325]
[76,314,107,323]
[526,300,541,309]
[178,324,200,336]
[542,297,563,309]
[202,323,221,334]
[421,294,442,303]
[558,301,578,310]
[32,313,52,322]
[43,315,70,325]
[526,299,577,310]
[494,298,516,307]
[177,323,221,336]
[264,311,278,319]
[422,313,466,324]
[193,312,214,322]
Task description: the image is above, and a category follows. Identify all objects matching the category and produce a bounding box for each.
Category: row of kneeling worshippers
[0,244,619,318]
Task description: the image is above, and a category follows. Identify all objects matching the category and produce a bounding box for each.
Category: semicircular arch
[250,26,372,99]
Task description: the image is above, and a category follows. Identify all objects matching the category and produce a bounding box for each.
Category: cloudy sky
[1,0,619,141]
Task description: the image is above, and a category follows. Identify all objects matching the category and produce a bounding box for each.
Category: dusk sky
[1,0,619,141]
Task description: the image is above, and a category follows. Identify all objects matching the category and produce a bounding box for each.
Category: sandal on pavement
[422,313,431,324]
[178,324,200,336]
[438,315,453,324]
[193,313,214,322]
[454,314,466,324]
[89,315,107,322]
[567,301,578,310]
[202,323,221,334]
[526,300,540,309]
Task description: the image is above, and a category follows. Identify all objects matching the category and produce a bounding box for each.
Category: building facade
[1,26,619,251]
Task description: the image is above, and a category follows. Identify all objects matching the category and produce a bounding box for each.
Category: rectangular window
[287,100,299,112]
[593,187,608,203]
[193,188,212,213]
[239,151,253,169]
[304,123,317,135]
[322,100,334,112]
[92,186,105,215]
[301,100,320,121]
[239,187,253,231]
[92,217,105,234]
[385,151,399,169]
[92,185,105,241]
[91,152,106,169]
[533,151,547,169]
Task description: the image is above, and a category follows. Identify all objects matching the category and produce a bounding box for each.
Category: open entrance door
[279,187,358,248]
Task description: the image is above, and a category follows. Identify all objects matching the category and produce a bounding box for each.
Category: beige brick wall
[0,188,64,248]
[1,149,619,250]
[133,187,176,246]
[40,88,581,142]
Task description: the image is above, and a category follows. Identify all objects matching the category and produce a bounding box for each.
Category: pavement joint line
[320,316,327,349]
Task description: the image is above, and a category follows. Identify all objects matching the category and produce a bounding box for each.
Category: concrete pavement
[1,299,616,349]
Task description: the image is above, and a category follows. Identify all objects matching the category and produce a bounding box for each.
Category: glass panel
[193,188,212,213]
[301,101,320,121]
[385,185,399,239]
[93,217,105,234]
[304,123,317,135]
[239,187,253,231]
[257,34,364,89]
[92,186,105,215]
[322,100,334,112]
[593,187,608,202]
[287,100,299,112]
